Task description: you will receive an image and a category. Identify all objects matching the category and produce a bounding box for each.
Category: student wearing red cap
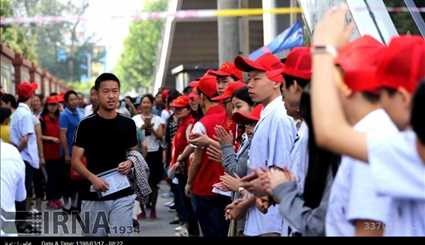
[221,100,261,237]
[39,95,65,210]
[320,35,398,236]
[311,6,425,236]
[208,62,243,95]
[281,47,312,196]
[168,95,199,236]
[10,81,40,232]
[185,74,230,237]
[234,53,297,236]
[212,81,246,119]
[189,82,246,150]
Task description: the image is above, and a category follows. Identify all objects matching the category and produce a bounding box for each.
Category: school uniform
[367,129,425,236]
[326,109,398,236]
[244,96,297,236]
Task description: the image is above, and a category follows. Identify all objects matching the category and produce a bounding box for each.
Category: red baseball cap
[232,104,263,124]
[170,95,190,108]
[46,95,59,104]
[335,35,385,92]
[208,62,243,81]
[234,53,284,83]
[281,47,312,80]
[196,74,218,99]
[188,80,199,89]
[211,81,246,102]
[161,89,170,101]
[57,93,65,103]
[17,81,38,99]
[374,35,425,93]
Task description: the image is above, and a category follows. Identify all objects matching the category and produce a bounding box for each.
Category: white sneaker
[164,200,174,207]
[174,225,184,232]
[176,228,189,237]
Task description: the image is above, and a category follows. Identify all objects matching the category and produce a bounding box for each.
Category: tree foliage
[1,0,104,84]
[115,0,167,92]
[0,0,37,61]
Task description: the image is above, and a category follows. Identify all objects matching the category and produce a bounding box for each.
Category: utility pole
[217,0,240,64]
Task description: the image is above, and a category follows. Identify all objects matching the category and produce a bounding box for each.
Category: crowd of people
[1,5,424,237]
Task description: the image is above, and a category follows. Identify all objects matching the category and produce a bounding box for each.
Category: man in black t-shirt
[72,73,138,236]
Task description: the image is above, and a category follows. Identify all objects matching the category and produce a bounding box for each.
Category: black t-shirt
[74,113,138,200]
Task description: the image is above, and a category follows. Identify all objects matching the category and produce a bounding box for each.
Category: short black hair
[34,94,44,102]
[50,92,58,96]
[198,90,214,102]
[183,86,193,95]
[141,94,155,104]
[233,87,254,106]
[381,87,398,96]
[0,93,18,109]
[411,81,425,145]
[94,73,120,90]
[64,90,78,103]
[361,92,380,104]
[284,74,310,90]
[167,89,182,106]
[0,107,12,124]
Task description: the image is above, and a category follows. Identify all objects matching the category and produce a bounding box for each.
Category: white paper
[212,187,232,197]
[172,177,179,184]
[90,168,130,197]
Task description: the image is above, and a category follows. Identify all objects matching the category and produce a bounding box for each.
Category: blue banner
[249,20,304,60]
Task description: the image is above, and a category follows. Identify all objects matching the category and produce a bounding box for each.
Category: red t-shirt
[41,115,62,161]
[191,104,227,196]
[170,115,194,169]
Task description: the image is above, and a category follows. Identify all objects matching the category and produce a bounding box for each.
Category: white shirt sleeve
[153,116,165,130]
[161,110,170,123]
[191,121,207,135]
[367,130,425,200]
[132,115,143,129]
[32,115,40,126]
[346,161,392,224]
[15,168,27,202]
[267,115,296,168]
[84,104,93,117]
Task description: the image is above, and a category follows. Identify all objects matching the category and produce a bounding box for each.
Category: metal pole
[218,0,240,64]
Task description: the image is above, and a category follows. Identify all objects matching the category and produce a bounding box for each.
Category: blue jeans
[191,194,230,237]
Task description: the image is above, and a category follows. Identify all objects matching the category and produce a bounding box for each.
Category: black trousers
[191,194,230,237]
[23,161,36,198]
[46,159,66,200]
[15,161,35,232]
[175,173,199,236]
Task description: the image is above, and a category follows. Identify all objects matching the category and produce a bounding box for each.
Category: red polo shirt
[41,115,62,161]
[170,115,195,169]
[191,104,227,196]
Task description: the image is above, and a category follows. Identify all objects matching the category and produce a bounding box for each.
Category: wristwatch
[311,45,338,58]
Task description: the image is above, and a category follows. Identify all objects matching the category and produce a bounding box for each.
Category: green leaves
[115,0,167,92]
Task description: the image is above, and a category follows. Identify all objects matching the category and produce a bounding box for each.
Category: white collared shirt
[367,129,425,236]
[10,103,39,168]
[326,109,398,236]
[289,119,309,193]
[244,96,297,236]
[132,114,165,152]
[0,140,26,236]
